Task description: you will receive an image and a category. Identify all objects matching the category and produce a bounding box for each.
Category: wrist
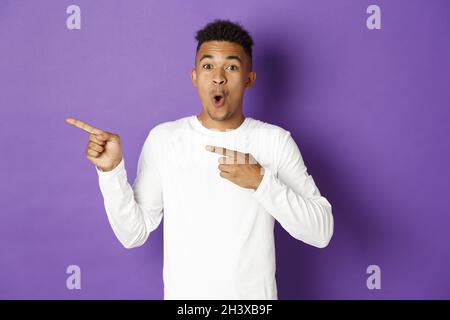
[101,158,122,172]
[253,171,265,190]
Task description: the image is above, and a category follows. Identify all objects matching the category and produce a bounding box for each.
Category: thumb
[97,132,114,142]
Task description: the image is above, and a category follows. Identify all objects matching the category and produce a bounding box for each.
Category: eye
[202,64,213,70]
[226,65,238,71]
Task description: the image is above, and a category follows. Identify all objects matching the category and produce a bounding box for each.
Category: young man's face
[191,41,256,122]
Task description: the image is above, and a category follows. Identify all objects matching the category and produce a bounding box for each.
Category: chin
[207,108,230,121]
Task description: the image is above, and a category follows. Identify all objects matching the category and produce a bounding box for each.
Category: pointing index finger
[205,145,244,158]
[65,117,103,135]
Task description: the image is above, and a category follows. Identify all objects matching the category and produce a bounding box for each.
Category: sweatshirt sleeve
[95,129,164,249]
[251,130,334,248]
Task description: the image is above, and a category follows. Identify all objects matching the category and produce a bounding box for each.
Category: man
[65,19,334,300]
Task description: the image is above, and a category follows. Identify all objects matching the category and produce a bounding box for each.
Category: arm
[96,129,163,249]
[252,131,334,248]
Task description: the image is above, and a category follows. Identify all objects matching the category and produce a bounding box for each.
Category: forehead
[196,41,247,60]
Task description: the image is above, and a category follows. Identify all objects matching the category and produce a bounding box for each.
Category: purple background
[1,0,449,299]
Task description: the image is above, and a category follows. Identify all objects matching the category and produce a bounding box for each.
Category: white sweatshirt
[95,115,333,300]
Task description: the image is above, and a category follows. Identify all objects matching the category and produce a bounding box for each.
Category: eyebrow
[199,54,242,64]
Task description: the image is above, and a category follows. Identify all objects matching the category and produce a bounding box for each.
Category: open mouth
[212,94,225,107]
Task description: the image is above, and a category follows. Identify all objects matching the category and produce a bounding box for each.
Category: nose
[212,70,226,86]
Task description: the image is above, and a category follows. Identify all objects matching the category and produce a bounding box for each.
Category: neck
[196,112,245,132]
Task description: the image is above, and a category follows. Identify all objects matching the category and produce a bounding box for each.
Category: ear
[245,71,256,88]
[191,68,197,87]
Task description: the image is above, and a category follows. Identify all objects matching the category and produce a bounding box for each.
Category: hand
[65,117,123,172]
[205,145,265,190]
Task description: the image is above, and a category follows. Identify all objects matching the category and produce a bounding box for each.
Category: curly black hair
[195,19,254,60]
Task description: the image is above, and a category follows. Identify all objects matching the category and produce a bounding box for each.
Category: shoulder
[247,117,291,142]
[248,118,300,164]
[146,115,191,140]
